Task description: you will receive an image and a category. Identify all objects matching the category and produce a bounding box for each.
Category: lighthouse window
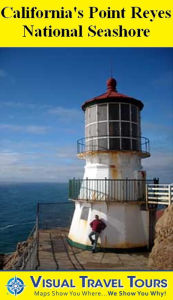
[98,104,107,121]
[131,105,137,122]
[132,139,138,151]
[88,106,96,123]
[121,104,130,121]
[88,123,97,137]
[122,138,131,150]
[85,126,89,138]
[80,207,89,220]
[86,108,90,124]
[109,138,120,150]
[132,123,137,137]
[98,138,107,150]
[121,122,130,137]
[109,104,119,120]
[109,122,120,136]
[98,122,107,136]
[85,109,88,124]
[87,139,97,151]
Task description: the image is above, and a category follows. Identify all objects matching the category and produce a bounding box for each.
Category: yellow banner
[0,0,172,47]
[0,271,172,299]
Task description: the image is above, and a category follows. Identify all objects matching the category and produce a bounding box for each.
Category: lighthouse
[68,77,151,250]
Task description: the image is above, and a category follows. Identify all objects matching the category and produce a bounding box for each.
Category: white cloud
[0,101,36,109]
[0,124,50,134]
[26,126,50,134]
[0,151,42,166]
[0,124,21,131]
[143,151,173,183]
[48,106,83,123]
[0,101,53,110]
[142,121,173,152]
[142,121,173,132]
[0,102,83,127]
[0,152,21,165]
[0,160,83,183]
[0,146,84,182]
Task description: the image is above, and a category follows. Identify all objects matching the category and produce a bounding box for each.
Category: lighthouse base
[67,238,148,253]
[68,201,149,250]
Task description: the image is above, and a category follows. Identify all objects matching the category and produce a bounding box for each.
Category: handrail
[12,224,38,270]
[69,179,173,206]
[69,178,154,202]
[77,136,150,155]
[147,184,173,206]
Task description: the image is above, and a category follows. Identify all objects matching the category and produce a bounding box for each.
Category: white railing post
[146,184,148,208]
[147,183,172,206]
[168,184,171,206]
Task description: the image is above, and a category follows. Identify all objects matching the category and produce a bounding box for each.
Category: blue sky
[0,48,172,183]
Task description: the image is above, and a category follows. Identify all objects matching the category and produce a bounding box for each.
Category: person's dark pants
[89,231,100,251]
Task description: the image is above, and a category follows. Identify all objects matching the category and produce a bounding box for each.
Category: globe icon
[7,276,25,296]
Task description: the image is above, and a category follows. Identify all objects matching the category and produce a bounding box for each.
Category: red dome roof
[82,78,144,111]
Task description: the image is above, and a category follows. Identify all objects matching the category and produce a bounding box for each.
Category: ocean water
[0,183,73,254]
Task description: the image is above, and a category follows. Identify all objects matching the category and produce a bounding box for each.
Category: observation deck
[77,136,150,158]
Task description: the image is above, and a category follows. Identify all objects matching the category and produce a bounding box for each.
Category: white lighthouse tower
[68,77,151,250]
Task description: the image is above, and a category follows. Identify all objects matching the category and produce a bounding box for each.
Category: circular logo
[6,276,25,296]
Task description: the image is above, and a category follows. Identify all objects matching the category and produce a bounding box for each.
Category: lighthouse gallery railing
[69,178,154,202]
[77,136,150,155]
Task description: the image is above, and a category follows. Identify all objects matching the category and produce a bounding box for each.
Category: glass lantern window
[121,122,130,137]
[109,122,120,136]
[109,104,119,120]
[98,104,107,121]
[121,104,130,121]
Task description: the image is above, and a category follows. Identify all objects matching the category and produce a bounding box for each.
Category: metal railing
[77,136,150,155]
[69,178,154,202]
[12,224,38,270]
[11,202,75,270]
[147,184,173,206]
[37,202,74,230]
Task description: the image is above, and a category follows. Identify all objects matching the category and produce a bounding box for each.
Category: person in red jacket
[89,215,106,253]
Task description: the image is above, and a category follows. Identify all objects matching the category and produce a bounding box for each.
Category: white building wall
[68,202,149,248]
[83,152,143,180]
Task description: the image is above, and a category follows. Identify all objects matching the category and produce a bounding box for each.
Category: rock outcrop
[148,205,173,270]
[3,238,33,270]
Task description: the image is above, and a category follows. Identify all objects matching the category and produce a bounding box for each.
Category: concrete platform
[38,228,150,270]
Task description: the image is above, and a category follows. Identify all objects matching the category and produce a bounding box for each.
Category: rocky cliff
[148,205,173,270]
